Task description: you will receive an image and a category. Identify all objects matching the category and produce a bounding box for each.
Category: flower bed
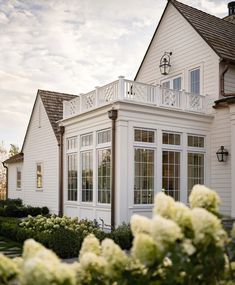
[0,185,235,285]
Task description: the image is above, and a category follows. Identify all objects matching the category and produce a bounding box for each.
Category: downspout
[2,162,8,199]
[108,109,118,231]
[58,126,65,217]
[220,63,229,97]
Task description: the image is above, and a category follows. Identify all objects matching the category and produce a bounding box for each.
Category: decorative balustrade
[63,76,206,118]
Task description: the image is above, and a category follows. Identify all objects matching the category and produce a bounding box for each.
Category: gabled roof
[21,90,77,151]
[135,0,235,80]
[3,153,24,164]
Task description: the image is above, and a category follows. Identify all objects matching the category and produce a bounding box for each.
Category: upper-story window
[162,76,182,91]
[16,168,22,189]
[98,129,111,145]
[189,68,200,94]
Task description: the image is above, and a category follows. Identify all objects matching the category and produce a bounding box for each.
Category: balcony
[63,76,207,119]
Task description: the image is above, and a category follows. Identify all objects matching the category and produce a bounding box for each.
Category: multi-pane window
[68,154,77,201]
[134,129,155,143]
[98,149,111,203]
[188,153,204,197]
[162,76,182,90]
[81,151,93,202]
[188,135,204,148]
[98,130,111,145]
[162,132,181,145]
[173,77,181,91]
[190,68,200,94]
[36,163,43,188]
[134,148,154,204]
[81,134,93,147]
[162,81,170,89]
[162,151,180,201]
[16,168,21,189]
[67,137,77,151]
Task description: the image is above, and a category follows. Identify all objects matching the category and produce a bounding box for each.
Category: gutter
[108,109,118,230]
[58,126,65,217]
[2,162,8,199]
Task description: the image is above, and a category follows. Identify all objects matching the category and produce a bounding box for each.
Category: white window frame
[188,67,201,94]
[161,74,183,90]
[133,128,157,206]
[16,167,22,190]
[36,162,43,190]
[80,133,94,204]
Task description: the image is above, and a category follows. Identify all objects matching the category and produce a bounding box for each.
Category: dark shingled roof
[3,153,24,164]
[171,0,235,63]
[38,90,77,142]
[21,90,77,151]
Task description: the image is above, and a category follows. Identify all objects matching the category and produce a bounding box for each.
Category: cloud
[0,0,230,148]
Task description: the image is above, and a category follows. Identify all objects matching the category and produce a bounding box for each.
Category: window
[81,134,93,147]
[188,135,204,148]
[162,151,180,201]
[162,76,182,90]
[190,68,200,94]
[134,148,154,204]
[68,154,77,201]
[36,163,43,188]
[98,130,111,145]
[98,149,111,203]
[162,132,181,145]
[67,137,77,151]
[16,168,21,189]
[81,151,93,202]
[188,153,204,196]
[134,129,155,143]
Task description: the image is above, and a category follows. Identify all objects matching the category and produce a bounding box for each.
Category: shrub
[109,223,133,250]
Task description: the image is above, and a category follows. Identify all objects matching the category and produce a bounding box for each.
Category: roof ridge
[38,89,78,97]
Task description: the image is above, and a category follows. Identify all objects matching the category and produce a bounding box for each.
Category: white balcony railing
[63,76,207,118]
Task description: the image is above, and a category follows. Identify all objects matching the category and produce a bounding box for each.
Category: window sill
[16,188,22,191]
[36,189,43,192]
[129,204,154,209]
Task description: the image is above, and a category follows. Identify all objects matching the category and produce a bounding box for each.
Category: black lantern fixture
[216,146,229,162]
[159,52,172,75]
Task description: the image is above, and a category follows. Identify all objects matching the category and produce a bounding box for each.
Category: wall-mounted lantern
[216,146,229,162]
[159,52,172,75]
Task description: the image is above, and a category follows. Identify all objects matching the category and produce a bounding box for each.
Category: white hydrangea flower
[182,239,196,256]
[23,239,55,260]
[189,185,220,214]
[80,252,107,273]
[172,202,193,233]
[163,257,172,267]
[101,238,128,277]
[0,254,20,282]
[151,215,183,252]
[231,222,235,238]
[130,214,152,236]
[153,192,175,219]
[79,234,101,258]
[191,208,227,247]
[132,233,159,266]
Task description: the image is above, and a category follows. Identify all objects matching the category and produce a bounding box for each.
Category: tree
[9,144,19,157]
[0,142,8,198]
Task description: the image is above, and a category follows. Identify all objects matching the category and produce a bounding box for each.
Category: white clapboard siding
[135,3,220,106]
[210,108,231,215]
[225,67,235,94]
[8,162,24,200]
[22,96,59,213]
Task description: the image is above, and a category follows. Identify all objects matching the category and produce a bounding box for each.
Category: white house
[4,0,235,228]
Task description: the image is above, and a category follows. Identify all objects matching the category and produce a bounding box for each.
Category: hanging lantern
[216,146,229,162]
[159,52,172,75]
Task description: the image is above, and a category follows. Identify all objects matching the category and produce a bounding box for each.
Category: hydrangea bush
[2,185,235,285]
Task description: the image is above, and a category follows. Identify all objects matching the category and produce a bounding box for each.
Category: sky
[0,0,230,150]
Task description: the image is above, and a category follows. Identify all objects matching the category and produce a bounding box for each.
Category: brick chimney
[224,1,235,23]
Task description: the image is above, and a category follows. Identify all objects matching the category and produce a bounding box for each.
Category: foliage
[0,141,7,196]
[9,144,19,157]
[109,223,133,250]
[0,198,49,218]
[0,185,235,284]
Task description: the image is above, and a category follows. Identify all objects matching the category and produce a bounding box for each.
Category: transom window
[67,154,77,201]
[189,68,200,94]
[67,137,77,151]
[188,135,204,148]
[162,151,180,201]
[134,129,155,143]
[98,130,111,145]
[162,132,181,145]
[81,151,93,202]
[134,148,154,204]
[16,168,21,189]
[81,134,93,148]
[36,163,43,189]
[98,149,111,204]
